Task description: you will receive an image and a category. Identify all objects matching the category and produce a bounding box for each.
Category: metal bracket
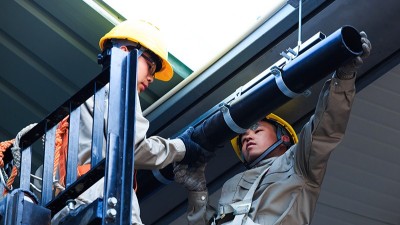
[220,104,247,134]
[234,86,244,99]
[271,66,311,98]
[280,47,298,61]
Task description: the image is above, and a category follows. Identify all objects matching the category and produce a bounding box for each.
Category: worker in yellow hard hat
[231,113,298,169]
[174,32,371,224]
[48,20,213,225]
[98,19,173,82]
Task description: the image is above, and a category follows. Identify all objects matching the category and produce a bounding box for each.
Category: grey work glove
[337,31,372,79]
[173,162,207,192]
[177,126,215,166]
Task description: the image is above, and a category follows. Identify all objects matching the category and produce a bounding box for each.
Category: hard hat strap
[245,140,282,169]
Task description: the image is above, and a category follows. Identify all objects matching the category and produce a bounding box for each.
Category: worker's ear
[281,135,290,143]
[120,46,129,52]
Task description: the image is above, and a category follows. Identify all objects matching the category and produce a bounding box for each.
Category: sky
[102,0,287,72]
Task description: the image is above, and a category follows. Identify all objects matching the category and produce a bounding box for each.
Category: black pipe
[192,25,362,151]
[137,26,363,200]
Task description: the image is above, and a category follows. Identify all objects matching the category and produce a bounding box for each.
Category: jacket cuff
[332,73,356,90]
[171,138,187,162]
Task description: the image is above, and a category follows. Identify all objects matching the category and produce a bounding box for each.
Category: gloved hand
[173,162,207,192]
[337,31,372,79]
[177,127,215,165]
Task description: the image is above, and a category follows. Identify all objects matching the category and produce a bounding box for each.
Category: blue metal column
[103,48,137,225]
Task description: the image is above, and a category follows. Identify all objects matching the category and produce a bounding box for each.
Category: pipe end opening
[341,26,363,55]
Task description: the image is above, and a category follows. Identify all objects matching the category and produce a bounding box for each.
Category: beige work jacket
[78,86,186,169]
[187,75,356,225]
[52,88,186,225]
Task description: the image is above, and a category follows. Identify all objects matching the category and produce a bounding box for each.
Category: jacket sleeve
[133,92,186,170]
[294,74,356,186]
[78,89,186,170]
[187,191,216,225]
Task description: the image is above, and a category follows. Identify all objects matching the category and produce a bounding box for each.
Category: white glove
[173,163,207,192]
[337,31,372,79]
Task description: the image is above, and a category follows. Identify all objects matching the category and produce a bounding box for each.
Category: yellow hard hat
[230,113,298,162]
[99,20,173,81]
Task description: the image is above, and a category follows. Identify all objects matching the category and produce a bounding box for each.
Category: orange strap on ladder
[55,116,91,187]
[0,139,18,195]
[55,116,138,191]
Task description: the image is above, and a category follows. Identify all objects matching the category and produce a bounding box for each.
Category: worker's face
[120,46,155,93]
[137,52,156,93]
[240,121,277,162]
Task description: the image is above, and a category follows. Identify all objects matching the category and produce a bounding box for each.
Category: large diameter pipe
[192,25,363,150]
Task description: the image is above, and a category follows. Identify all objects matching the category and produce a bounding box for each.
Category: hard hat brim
[155,58,173,81]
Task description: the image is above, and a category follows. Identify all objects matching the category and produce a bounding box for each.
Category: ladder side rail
[91,84,106,167]
[19,146,32,190]
[119,49,137,224]
[102,47,126,225]
[41,125,57,206]
[65,107,80,186]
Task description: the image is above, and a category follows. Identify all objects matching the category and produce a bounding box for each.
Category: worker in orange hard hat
[46,20,214,225]
[174,31,371,225]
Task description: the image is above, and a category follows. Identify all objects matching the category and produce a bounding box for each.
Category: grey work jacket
[52,87,186,225]
[186,75,356,225]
